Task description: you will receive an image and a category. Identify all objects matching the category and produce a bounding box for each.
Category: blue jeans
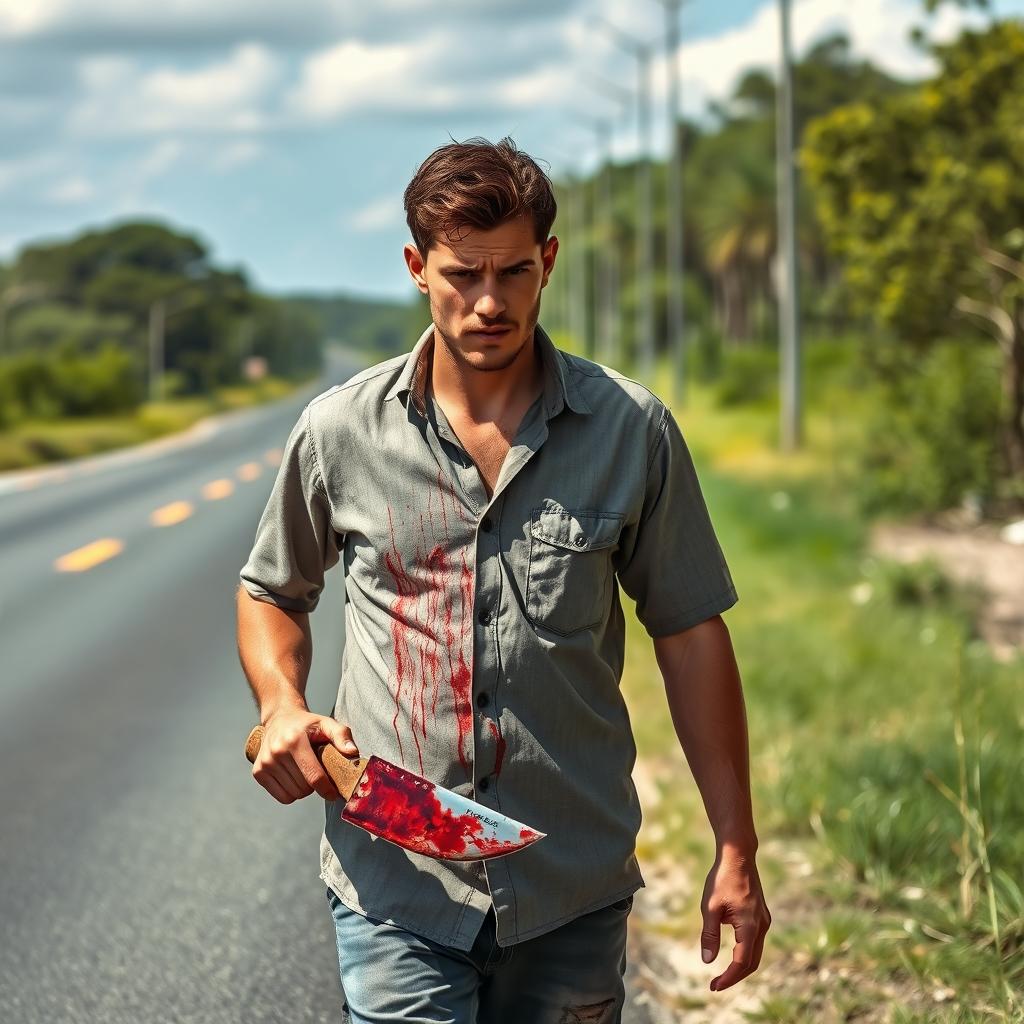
[325,886,631,1023]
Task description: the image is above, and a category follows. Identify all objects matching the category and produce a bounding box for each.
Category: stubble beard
[431,291,542,375]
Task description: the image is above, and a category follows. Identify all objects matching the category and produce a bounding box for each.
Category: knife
[245,725,545,862]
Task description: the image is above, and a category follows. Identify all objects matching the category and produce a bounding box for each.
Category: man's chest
[450,424,510,500]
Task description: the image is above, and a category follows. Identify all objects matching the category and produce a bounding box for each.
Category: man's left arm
[652,614,771,993]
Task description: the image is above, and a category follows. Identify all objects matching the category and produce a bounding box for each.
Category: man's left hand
[699,847,771,992]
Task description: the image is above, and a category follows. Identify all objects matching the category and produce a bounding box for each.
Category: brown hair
[403,136,557,259]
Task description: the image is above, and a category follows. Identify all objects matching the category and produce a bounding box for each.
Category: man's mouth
[469,327,511,336]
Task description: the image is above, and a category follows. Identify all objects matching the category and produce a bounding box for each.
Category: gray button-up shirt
[239,322,738,950]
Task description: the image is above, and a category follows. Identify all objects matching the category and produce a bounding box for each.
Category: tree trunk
[1003,308,1024,479]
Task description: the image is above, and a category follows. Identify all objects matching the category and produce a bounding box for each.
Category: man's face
[403,215,558,373]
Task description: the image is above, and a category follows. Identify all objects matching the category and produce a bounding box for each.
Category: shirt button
[478,777,490,792]
[478,608,493,626]
[476,692,489,708]
[480,516,493,532]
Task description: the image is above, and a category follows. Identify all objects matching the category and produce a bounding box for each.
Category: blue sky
[1,0,1020,302]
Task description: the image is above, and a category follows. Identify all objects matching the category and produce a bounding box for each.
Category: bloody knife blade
[245,725,545,862]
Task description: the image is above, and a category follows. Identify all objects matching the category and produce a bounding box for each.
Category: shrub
[851,341,1002,515]
[715,345,779,406]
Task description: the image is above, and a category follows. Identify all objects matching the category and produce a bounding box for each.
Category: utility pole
[598,19,656,381]
[569,112,618,366]
[776,0,802,450]
[560,167,588,355]
[148,299,166,403]
[148,289,204,403]
[581,73,633,369]
[656,0,688,408]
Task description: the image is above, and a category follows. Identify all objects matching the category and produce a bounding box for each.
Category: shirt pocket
[526,507,625,636]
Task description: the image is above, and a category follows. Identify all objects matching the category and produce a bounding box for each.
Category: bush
[0,342,144,421]
[851,341,1002,516]
[715,344,779,406]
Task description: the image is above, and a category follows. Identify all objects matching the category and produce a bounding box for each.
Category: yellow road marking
[264,448,282,466]
[150,500,194,527]
[55,538,124,573]
[237,462,263,481]
[203,478,235,500]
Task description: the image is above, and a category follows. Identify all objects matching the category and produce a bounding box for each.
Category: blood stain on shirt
[487,718,506,777]
[382,471,475,778]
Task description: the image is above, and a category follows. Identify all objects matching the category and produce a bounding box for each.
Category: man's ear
[540,235,559,288]
[404,243,429,294]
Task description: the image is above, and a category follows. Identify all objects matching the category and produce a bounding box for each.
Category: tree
[803,19,1024,477]
[686,32,905,344]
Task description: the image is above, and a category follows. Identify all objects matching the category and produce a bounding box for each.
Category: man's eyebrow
[440,258,536,273]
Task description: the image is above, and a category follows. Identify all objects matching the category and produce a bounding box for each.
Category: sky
[1,0,1021,302]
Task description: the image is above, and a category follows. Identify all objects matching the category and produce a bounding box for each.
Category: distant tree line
[0,221,328,426]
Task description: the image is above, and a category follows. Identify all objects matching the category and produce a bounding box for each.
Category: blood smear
[342,757,542,861]
[381,471,475,779]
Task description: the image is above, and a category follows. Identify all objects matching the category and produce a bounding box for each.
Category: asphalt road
[0,345,661,1024]
[0,352,356,1024]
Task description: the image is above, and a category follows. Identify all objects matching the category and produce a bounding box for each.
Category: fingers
[251,714,359,804]
[710,921,752,992]
[311,716,359,757]
[710,914,770,992]
[255,769,296,805]
[749,922,768,973]
[252,748,309,803]
[700,904,722,964]
[292,730,341,801]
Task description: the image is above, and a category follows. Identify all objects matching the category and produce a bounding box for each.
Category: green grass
[0,375,300,471]
[558,336,1024,1022]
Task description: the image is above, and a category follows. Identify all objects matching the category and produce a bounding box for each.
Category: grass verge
[606,347,1023,1022]
[0,375,302,472]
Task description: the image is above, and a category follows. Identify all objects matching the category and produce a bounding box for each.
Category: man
[237,136,770,1023]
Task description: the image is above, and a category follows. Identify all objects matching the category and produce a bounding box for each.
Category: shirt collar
[383,322,592,419]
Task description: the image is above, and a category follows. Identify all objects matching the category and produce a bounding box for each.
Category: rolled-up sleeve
[613,403,738,637]
[238,404,341,613]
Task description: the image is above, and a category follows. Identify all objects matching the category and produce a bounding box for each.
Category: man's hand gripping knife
[236,585,359,805]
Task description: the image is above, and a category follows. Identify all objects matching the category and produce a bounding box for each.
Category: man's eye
[505,267,527,275]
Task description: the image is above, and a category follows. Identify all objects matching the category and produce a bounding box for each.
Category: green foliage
[284,289,424,359]
[850,341,1003,514]
[802,20,1024,344]
[548,32,907,357]
[0,341,143,422]
[715,345,779,406]
[0,220,400,431]
[16,220,208,300]
[3,302,135,354]
[623,388,1024,1012]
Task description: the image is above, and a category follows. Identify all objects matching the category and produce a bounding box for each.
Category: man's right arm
[236,583,359,805]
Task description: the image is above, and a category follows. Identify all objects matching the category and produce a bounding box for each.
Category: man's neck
[429,327,545,426]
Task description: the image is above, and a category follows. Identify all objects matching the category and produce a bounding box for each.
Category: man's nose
[474,280,506,318]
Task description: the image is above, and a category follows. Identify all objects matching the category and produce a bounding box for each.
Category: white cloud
[0,0,344,46]
[69,43,280,137]
[46,175,95,204]
[285,37,458,120]
[349,196,404,234]
[0,0,62,38]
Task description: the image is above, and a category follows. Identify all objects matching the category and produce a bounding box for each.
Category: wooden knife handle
[245,724,368,801]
